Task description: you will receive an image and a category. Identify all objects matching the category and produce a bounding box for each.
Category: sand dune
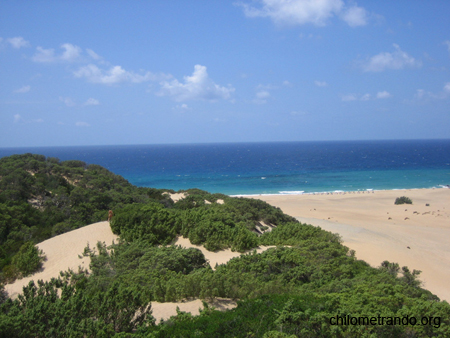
[7,188,448,320]
[253,188,450,301]
[5,221,119,299]
[5,221,244,319]
[151,298,237,323]
[172,236,274,269]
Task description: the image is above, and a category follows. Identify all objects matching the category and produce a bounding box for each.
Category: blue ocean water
[1,140,449,195]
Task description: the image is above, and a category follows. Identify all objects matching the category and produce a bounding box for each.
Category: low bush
[395,196,413,205]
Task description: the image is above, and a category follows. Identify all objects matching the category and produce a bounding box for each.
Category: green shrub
[11,242,46,277]
[394,196,412,205]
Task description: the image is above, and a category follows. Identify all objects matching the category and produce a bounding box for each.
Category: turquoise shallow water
[1,140,449,195]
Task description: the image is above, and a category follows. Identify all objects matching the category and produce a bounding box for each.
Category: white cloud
[59,96,76,107]
[60,43,82,62]
[362,44,421,72]
[238,0,367,27]
[14,85,31,93]
[84,98,100,106]
[415,83,450,100]
[7,37,30,49]
[290,110,307,116]
[74,64,161,85]
[444,82,450,93]
[158,65,235,101]
[32,43,82,63]
[76,121,90,127]
[340,5,367,27]
[254,90,271,104]
[14,114,22,123]
[283,80,293,87]
[173,103,191,112]
[376,91,392,99]
[86,48,102,60]
[342,94,357,101]
[342,91,392,101]
[444,41,450,55]
[32,46,56,62]
[360,93,371,101]
[314,80,328,87]
[13,114,43,123]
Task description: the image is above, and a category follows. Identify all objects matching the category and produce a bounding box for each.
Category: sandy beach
[252,188,450,301]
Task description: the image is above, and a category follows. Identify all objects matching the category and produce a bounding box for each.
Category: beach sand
[252,188,450,301]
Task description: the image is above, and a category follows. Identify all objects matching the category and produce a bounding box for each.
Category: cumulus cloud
[59,96,76,107]
[13,114,43,123]
[86,48,102,60]
[158,65,235,101]
[444,82,450,93]
[343,91,392,101]
[76,121,90,127]
[14,114,22,123]
[342,94,357,101]
[32,46,56,62]
[174,103,191,112]
[60,43,82,62]
[32,43,82,63]
[340,5,367,27]
[14,85,31,93]
[84,98,100,106]
[238,0,367,27]
[362,44,421,72]
[360,93,371,101]
[7,37,30,49]
[314,80,328,87]
[416,83,450,100]
[254,90,271,104]
[376,91,392,99]
[74,64,162,85]
[444,41,450,55]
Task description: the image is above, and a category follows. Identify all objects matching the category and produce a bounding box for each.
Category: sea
[1,140,449,196]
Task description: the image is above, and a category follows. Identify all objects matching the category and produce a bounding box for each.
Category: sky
[1,0,449,147]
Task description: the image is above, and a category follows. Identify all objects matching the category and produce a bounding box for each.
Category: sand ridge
[5,221,119,299]
[253,188,450,301]
[172,236,275,269]
[4,221,247,319]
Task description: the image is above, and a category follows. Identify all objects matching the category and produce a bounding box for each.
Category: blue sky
[1,0,449,147]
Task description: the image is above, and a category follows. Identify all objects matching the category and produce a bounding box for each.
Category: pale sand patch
[4,221,241,320]
[172,236,275,269]
[253,188,450,301]
[151,298,237,323]
[164,192,186,202]
[5,221,118,299]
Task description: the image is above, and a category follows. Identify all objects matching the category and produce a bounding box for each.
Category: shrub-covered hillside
[0,153,172,282]
[1,153,449,337]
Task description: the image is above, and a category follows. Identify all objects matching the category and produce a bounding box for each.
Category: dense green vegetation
[395,196,413,205]
[1,153,449,337]
[0,153,172,282]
